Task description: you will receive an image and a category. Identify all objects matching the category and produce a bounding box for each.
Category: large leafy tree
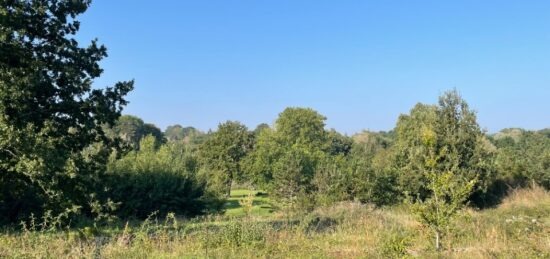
[253,123,269,136]
[393,90,495,205]
[107,115,164,150]
[275,107,327,150]
[198,121,253,197]
[165,124,199,142]
[243,108,328,206]
[0,0,133,223]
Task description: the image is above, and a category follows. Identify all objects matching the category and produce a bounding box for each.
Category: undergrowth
[0,186,549,258]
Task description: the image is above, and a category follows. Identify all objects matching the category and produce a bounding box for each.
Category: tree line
[102,93,550,220]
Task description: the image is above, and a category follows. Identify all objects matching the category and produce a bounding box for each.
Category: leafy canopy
[393,90,495,205]
[0,0,133,223]
[198,121,253,196]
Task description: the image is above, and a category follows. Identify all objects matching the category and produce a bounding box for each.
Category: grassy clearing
[224,189,274,217]
[1,187,549,258]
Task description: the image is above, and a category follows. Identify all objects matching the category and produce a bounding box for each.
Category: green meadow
[224,189,274,217]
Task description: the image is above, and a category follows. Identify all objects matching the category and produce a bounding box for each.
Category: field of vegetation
[1,186,549,258]
[2,1,550,258]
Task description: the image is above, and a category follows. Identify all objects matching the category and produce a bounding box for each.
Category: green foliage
[106,136,223,219]
[350,157,400,206]
[380,228,413,258]
[245,108,401,209]
[494,130,550,189]
[410,171,476,250]
[252,123,269,136]
[493,128,525,144]
[538,128,550,139]
[109,115,145,149]
[242,127,280,188]
[164,124,202,144]
[271,146,321,210]
[326,129,353,156]
[142,123,164,145]
[224,189,273,217]
[393,90,496,206]
[105,115,164,150]
[0,0,133,224]
[312,155,353,205]
[197,220,269,249]
[2,188,550,258]
[275,107,327,150]
[348,130,400,206]
[238,192,255,216]
[352,130,395,152]
[198,121,254,196]
[243,108,330,210]
[393,103,439,199]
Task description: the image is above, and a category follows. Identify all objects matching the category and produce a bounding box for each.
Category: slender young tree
[409,127,477,250]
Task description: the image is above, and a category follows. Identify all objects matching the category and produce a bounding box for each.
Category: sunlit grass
[1,186,549,258]
[224,189,275,217]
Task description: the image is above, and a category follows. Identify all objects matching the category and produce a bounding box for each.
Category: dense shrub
[105,136,223,219]
[493,131,550,190]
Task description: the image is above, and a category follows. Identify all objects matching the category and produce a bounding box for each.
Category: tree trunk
[225,177,233,198]
[435,230,441,251]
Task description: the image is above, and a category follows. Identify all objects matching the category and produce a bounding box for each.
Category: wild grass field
[1,186,549,258]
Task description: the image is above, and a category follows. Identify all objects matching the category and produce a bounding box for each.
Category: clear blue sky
[77,1,550,134]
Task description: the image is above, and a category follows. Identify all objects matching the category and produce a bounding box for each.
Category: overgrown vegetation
[0,187,548,258]
[104,136,223,219]
[1,1,550,257]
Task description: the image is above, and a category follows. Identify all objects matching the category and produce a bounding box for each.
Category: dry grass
[500,184,550,210]
[1,186,549,258]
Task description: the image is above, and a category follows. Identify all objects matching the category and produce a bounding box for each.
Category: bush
[106,171,221,219]
[380,228,412,258]
[105,136,224,219]
[494,131,550,190]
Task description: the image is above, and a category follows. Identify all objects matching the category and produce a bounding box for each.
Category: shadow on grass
[224,199,274,213]
[225,190,274,214]
[224,200,241,210]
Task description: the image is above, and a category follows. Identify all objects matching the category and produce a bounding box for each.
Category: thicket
[105,136,223,219]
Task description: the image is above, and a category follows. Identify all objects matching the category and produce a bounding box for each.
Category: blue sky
[77,1,550,134]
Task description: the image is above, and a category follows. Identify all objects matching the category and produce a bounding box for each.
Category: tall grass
[500,184,550,210]
[0,186,549,258]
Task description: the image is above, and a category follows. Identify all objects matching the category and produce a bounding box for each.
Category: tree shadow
[224,200,241,210]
